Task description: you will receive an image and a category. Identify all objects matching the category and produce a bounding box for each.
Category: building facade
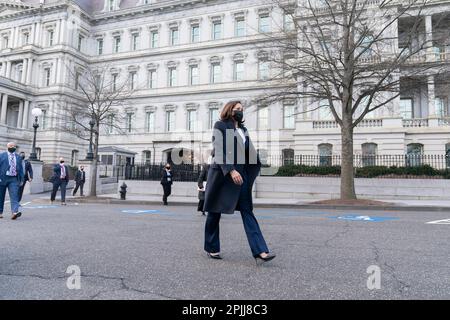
[1,0,450,167]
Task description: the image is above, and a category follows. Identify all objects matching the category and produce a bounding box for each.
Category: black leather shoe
[207,252,222,260]
[11,212,22,220]
[255,253,276,264]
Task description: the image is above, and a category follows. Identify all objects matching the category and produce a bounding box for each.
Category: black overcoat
[203,119,261,214]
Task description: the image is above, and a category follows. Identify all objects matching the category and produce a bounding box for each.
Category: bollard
[119,182,127,200]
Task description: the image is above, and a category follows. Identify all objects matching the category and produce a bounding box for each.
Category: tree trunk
[340,121,356,200]
[89,130,99,197]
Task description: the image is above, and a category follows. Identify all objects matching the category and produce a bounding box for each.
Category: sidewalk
[30,193,450,212]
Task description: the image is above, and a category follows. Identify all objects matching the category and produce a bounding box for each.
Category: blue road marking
[328,215,399,222]
[121,209,177,216]
[23,205,59,209]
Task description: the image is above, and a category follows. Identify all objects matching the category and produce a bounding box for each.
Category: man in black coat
[72,166,86,197]
[18,152,33,204]
[50,157,70,205]
[160,163,173,205]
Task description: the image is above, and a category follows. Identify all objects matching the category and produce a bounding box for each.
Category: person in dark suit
[50,157,70,205]
[72,165,86,197]
[0,142,24,220]
[197,159,211,216]
[18,152,33,204]
[203,101,276,263]
[160,163,173,205]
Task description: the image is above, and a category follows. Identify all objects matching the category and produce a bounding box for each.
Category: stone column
[425,15,434,62]
[5,61,11,78]
[28,160,44,194]
[17,100,24,128]
[26,58,33,85]
[30,23,35,45]
[22,100,30,128]
[0,93,8,124]
[21,59,28,83]
[59,19,67,44]
[35,21,42,47]
[428,75,436,118]
[78,160,102,196]
[55,20,61,46]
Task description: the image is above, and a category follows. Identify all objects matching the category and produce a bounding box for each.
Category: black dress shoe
[207,252,223,260]
[255,253,276,264]
[11,212,22,220]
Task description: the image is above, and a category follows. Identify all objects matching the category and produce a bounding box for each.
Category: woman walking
[203,101,275,263]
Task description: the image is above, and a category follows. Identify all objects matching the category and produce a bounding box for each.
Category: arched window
[282,148,295,165]
[362,143,377,166]
[318,143,332,166]
[406,143,423,167]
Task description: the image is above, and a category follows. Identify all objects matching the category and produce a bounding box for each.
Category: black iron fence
[264,154,450,170]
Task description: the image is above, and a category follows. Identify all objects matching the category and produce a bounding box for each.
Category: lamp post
[29,107,42,161]
[85,118,95,160]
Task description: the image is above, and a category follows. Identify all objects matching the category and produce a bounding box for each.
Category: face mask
[20,155,25,160]
[8,148,16,153]
[60,161,65,164]
[166,167,171,170]
[232,110,244,123]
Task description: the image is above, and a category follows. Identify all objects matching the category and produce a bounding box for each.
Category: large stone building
[1,0,450,167]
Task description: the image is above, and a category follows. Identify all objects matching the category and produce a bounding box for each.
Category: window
[75,72,81,90]
[151,31,159,48]
[145,111,155,132]
[436,97,447,118]
[399,98,413,119]
[170,28,179,46]
[258,106,269,130]
[23,32,30,45]
[234,62,244,81]
[3,36,9,49]
[97,39,104,55]
[259,15,270,33]
[109,0,115,11]
[258,60,270,80]
[168,67,177,87]
[126,112,134,133]
[148,70,157,88]
[187,109,197,131]
[211,63,221,83]
[129,72,137,90]
[45,68,51,87]
[112,74,118,91]
[283,104,295,129]
[191,25,200,43]
[106,114,115,134]
[318,143,332,166]
[209,108,219,129]
[114,36,121,53]
[282,148,295,165]
[41,109,48,129]
[71,150,79,166]
[362,143,377,166]
[212,22,222,40]
[166,111,175,131]
[284,13,295,31]
[132,33,139,51]
[446,143,450,168]
[235,18,245,37]
[47,30,54,46]
[143,151,152,165]
[189,65,199,85]
[406,143,423,167]
[77,35,83,51]
[319,99,333,120]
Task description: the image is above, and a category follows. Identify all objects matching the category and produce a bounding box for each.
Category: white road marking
[22,202,31,206]
[426,219,450,225]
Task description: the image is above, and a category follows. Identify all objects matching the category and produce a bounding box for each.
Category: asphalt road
[0,201,449,300]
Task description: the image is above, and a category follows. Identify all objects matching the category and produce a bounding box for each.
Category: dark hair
[220,100,243,122]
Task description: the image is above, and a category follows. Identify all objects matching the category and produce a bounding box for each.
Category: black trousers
[73,181,85,196]
[51,179,68,202]
[162,184,171,204]
[18,179,27,203]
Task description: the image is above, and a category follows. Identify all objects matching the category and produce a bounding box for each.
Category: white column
[425,15,434,62]
[59,19,67,44]
[22,100,30,128]
[26,58,33,85]
[21,59,28,83]
[17,100,24,128]
[5,61,11,78]
[35,21,42,46]
[0,93,8,124]
[53,59,58,84]
[56,57,63,84]
[30,23,35,45]
[55,20,61,45]
[428,75,436,117]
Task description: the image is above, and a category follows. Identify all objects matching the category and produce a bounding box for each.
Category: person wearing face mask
[18,152,33,204]
[50,157,70,205]
[160,163,173,205]
[203,101,276,264]
[0,142,24,220]
[73,165,86,197]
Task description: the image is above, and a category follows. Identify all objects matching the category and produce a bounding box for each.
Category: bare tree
[55,63,133,196]
[256,0,448,199]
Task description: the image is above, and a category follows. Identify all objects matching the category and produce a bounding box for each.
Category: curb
[57,198,450,212]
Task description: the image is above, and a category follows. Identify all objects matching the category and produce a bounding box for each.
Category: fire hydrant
[119,182,127,200]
